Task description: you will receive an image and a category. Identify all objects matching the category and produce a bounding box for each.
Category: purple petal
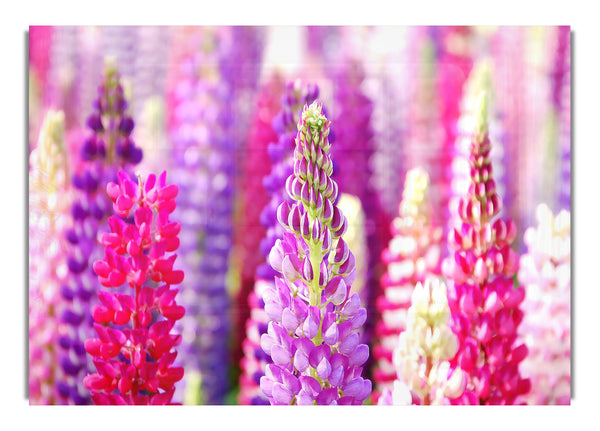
[316,357,332,380]
[272,382,293,405]
[349,344,369,367]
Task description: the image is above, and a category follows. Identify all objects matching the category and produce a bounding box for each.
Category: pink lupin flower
[29,110,71,404]
[373,168,442,400]
[83,170,185,405]
[518,204,570,404]
[443,92,530,405]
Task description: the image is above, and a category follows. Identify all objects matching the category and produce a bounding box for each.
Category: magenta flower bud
[299,212,310,239]
[288,204,301,233]
[332,238,350,265]
[300,181,310,205]
[322,198,334,223]
[277,201,291,229]
[302,257,313,282]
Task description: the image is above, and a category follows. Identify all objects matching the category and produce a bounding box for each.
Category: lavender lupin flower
[551,26,571,210]
[169,27,239,404]
[239,80,319,405]
[332,58,389,353]
[260,101,372,405]
[57,59,142,404]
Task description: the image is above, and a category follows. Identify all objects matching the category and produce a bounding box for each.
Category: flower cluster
[373,168,442,398]
[57,60,143,405]
[518,204,570,404]
[379,278,466,405]
[29,110,70,404]
[167,27,237,404]
[332,58,389,366]
[83,170,185,405]
[448,60,506,234]
[239,80,319,405]
[443,92,530,404]
[259,101,372,405]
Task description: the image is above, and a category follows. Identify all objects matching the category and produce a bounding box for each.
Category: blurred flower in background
[28,25,570,405]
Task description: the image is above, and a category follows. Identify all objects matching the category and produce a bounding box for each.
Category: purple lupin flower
[239,80,319,405]
[57,60,143,405]
[259,101,372,405]
[169,27,252,404]
[552,26,571,210]
[332,57,390,378]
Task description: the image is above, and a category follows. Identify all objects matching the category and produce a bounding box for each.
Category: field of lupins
[28,25,571,406]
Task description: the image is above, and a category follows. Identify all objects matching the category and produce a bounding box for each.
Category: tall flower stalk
[442,92,530,404]
[168,27,242,404]
[83,170,185,405]
[332,58,390,370]
[518,204,570,404]
[239,80,319,405]
[378,278,466,405]
[448,60,506,234]
[259,101,372,405]
[57,60,142,404]
[233,76,283,381]
[29,110,71,404]
[373,168,442,399]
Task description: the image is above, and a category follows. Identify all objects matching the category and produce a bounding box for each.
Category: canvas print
[28,25,571,405]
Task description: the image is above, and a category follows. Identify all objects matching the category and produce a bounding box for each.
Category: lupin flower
[239,80,319,405]
[379,278,467,405]
[169,27,256,404]
[57,60,143,405]
[234,76,283,384]
[259,101,372,405]
[83,170,185,405]
[518,204,570,404]
[332,58,390,372]
[551,27,571,210]
[442,92,530,405]
[29,110,71,404]
[373,168,442,400]
[448,60,506,235]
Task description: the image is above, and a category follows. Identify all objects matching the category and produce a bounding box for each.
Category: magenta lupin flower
[442,92,530,405]
[259,101,372,405]
[373,168,443,400]
[83,170,185,405]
